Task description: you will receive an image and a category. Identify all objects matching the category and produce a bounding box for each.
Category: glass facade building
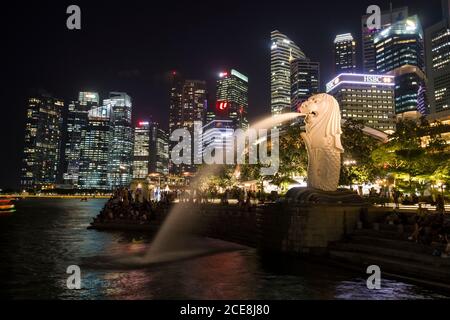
[374,15,426,116]
[202,120,235,164]
[21,94,64,191]
[271,30,306,117]
[62,92,99,187]
[290,58,320,110]
[150,124,169,176]
[133,121,169,179]
[391,66,428,115]
[78,105,112,190]
[133,121,151,179]
[361,7,409,73]
[425,0,450,114]
[168,77,207,174]
[216,69,249,130]
[168,72,184,137]
[104,92,134,189]
[334,33,357,74]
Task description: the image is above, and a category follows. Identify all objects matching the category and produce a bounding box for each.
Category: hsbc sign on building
[326,73,396,134]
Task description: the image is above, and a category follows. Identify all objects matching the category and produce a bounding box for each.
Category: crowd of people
[93,186,267,225]
[366,187,448,210]
[174,187,263,209]
[93,188,169,225]
[382,205,450,258]
[410,210,450,258]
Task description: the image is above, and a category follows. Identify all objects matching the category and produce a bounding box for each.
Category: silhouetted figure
[436,195,446,214]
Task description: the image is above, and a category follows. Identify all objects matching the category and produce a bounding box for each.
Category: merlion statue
[299,93,344,192]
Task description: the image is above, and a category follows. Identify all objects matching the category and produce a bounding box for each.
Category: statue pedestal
[258,188,369,256]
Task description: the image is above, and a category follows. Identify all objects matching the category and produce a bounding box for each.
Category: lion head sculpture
[299,93,344,192]
[299,93,344,153]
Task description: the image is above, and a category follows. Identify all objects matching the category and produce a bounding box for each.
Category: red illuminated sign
[216,101,229,111]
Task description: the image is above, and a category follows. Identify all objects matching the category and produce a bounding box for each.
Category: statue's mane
[306,94,344,153]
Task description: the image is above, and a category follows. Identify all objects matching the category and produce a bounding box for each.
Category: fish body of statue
[299,93,344,192]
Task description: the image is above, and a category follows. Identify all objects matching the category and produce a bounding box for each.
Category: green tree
[340,119,381,187]
[371,118,450,194]
[271,124,308,191]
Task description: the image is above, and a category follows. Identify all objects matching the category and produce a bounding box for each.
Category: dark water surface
[0,199,448,300]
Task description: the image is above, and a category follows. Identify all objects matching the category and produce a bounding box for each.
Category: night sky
[0,0,443,189]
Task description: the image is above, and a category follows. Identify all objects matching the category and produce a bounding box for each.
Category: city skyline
[1,0,445,189]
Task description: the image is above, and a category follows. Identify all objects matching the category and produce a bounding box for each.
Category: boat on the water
[0,197,16,214]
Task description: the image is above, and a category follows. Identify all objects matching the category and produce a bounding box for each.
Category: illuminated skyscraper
[21,94,64,191]
[290,58,320,110]
[133,121,169,179]
[334,33,357,74]
[104,92,134,189]
[216,69,249,129]
[426,0,450,115]
[79,105,112,190]
[374,15,426,116]
[202,120,235,163]
[133,121,151,179]
[150,124,169,176]
[168,77,207,174]
[361,6,409,73]
[271,30,306,117]
[62,92,99,187]
[326,73,396,133]
[168,72,183,136]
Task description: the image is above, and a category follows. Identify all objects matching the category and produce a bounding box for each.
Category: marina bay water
[0,199,448,300]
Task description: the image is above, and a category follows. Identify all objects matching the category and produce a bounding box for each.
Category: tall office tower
[271,30,306,117]
[150,123,169,175]
[361,6,409,73]
[62,92,99,187]
[168,72,183,136]
[168,73,183,175]
[78,105,112,190]
[104,92,134,189]
[21,94,64,191]
[133,121,169,179]
[326,73,396,133]
[216,69,249,129]
[133,121,151,179]
[168,77,207,174]
[205,103,216,124]
[425,0,450,115]
[202,119,235,163]
[334,33,357,74]
[180,80,207,174]
[374,15,426,117]
[290,58,320,110]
